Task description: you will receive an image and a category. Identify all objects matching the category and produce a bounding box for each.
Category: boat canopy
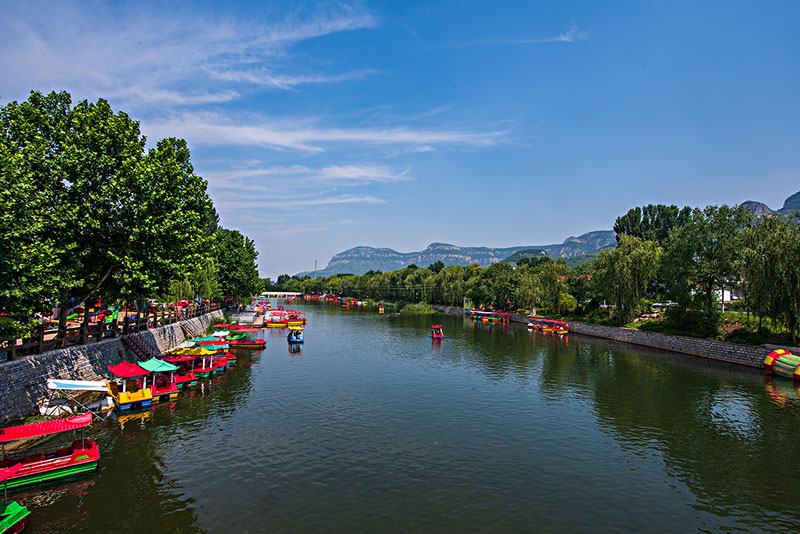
[46,379,108,392]
[0,463,22,482]
[195,339,228,348]
[108,361,149,378]
[188,336,216,342]
[177,348,218,356]
[138,357,179,373]
[0,413,93,443]
[212,330,229,337]
[163,355,196,363]
[214,323,232,328]
[432,325,443,329]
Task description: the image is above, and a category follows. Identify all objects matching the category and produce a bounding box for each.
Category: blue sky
[1,1,798,276]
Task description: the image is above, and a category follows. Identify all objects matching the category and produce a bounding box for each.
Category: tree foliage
[1,90,216,339]
[614,204,691,244]
[212,228,263,300]
[594,235,662,323]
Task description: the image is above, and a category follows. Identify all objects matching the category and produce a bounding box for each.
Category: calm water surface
[18,302,800,532]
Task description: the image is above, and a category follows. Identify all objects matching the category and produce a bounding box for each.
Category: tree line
[271,204,800,343]
[0,91,263,341]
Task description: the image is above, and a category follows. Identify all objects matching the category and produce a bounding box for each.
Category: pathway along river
[17,301,800,533]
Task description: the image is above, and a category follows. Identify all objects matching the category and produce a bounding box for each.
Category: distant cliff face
[296,189,800,278]
[298,231,617,277]
[782,191,800,213]
[740,200,774,217]
[740,190,800,218]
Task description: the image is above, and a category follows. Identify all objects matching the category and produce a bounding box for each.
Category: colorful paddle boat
[137,358,180,401]
[229,338,267,350]
[764,349,800,380]
[0,464,30,534]
[160,355,198,389]
[287,329,304,344]
[107,362,153,411]
[0,413,99,490]
[527,316,569,335]
[431,325,444,340]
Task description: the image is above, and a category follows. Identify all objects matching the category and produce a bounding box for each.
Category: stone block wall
[431,305,769,369]
[0,310,225,423]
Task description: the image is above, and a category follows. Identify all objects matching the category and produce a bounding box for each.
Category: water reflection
[25,302,800,533]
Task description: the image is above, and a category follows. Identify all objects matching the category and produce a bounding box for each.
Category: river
[18,301,800,532]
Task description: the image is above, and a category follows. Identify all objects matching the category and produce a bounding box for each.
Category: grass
[401,303,436,314]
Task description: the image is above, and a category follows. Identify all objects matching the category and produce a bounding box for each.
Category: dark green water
[16,302,800,533]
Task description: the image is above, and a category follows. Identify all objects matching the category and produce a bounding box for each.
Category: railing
[0,301,228,361]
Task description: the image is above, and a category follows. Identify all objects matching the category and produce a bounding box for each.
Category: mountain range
[297,231,616,277]
[296,189,800,278]
[740,190,800,218]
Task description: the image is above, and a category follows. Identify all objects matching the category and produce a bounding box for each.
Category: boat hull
[0,501,30,534]
[2,441,100,490]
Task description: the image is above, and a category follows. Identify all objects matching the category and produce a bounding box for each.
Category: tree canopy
[0,90,261,339]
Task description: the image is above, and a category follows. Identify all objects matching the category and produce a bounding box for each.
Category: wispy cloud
[468,21,589,46]
[0,2,377,109]
[208,163,412,191]
[214,194,386,210]
[145,111,507,152]
[206,68,377,90]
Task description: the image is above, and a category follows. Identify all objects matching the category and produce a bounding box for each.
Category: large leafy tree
[614,204,692,244]
[0,91,215,341]
[212,228,263,300]
[661,205,750,331]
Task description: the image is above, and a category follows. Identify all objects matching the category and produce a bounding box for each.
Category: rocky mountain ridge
[739,189,800,217]
[297,189,800,278]
[298,231,616,277]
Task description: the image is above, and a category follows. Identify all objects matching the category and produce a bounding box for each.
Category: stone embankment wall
[431,305,770,369]
[0,310,224,423]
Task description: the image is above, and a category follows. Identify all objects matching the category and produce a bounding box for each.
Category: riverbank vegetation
[270,204,800,345]
[0,90,263,342]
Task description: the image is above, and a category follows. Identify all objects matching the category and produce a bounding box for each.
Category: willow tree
[594,235,662,323]
[743,216,800,341]
[0,91,215,343]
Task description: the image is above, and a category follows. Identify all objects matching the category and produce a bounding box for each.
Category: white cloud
[215,194,386,210]
[145,111,507,152]
[470,21,589,46]
[0,2,377,109]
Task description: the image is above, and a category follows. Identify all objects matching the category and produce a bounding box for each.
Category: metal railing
[1,301,228,361]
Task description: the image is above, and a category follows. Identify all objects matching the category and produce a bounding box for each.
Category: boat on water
[287,329,304,344]
[0,464,30,534]
[229,339,266,350]
[527,316,569,335]
[158,355,198,389]
[0,413,99,490]
[107,362,153,411]
[469,310,511,323]
[137,358,180,401]
[432,324,444,340]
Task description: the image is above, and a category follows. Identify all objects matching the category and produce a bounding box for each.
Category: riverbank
[0,309,225,423]
[431,305,773,369]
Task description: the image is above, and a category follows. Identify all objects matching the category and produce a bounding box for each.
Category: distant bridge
[258,292,302,298]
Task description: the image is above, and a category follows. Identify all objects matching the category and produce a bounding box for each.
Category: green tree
[594,235,662,323]
[0,91,215,342]
[662,205,750,332]
[538,260,568,313]
[614,204,692,244]
[742,216,800,341]
[212,228,263,301]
